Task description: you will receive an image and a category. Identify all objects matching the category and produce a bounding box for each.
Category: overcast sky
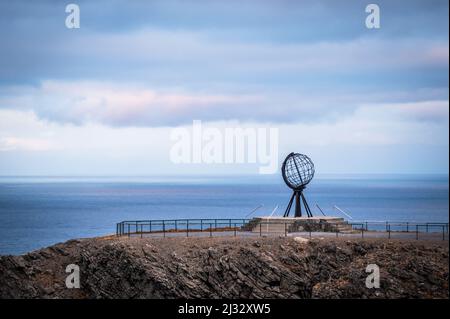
[0,0,448,176]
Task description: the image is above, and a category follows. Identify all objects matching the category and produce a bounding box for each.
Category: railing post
[443,225,445,241]
[234,223,237,237]
[140,224,143,238]
[149,220,152,233]
[127,224,130,237]
[406,222,409,233]
[361,227,364,238]
[186,220,189,237]
[201,220,203,232]
[416,225,419,240]
[209,223,212,237]
[163,221,166,238]
[259,223,262,237]
[388,224,390,239]
[175,220,177,231]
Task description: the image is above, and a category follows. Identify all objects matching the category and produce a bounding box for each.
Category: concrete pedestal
[245,216,353,233]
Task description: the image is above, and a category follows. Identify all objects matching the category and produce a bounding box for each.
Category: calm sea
[0,175,448,255]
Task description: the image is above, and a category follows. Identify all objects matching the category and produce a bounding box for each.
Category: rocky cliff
[0,236,448,298]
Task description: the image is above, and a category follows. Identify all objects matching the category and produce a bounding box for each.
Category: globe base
[283,189,313,218]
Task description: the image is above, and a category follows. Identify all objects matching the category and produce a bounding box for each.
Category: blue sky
[0,0,448,175]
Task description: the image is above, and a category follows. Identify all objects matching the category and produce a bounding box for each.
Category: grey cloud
[0,0,447,127]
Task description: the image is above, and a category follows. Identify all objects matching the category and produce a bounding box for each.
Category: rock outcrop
[0,236,448,299]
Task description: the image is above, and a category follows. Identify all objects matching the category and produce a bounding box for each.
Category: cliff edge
[0,236,448,299]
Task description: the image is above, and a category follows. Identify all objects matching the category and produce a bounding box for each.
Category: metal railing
[116,219,251,237]
[116,219,449,241]
[349,221,449,240]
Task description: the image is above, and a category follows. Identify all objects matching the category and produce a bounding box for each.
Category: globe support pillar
[295,192,301,217]
[283,189,313,218]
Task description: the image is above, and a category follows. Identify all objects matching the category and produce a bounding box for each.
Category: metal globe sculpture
[282,153,315,189]
[282,152,315,217]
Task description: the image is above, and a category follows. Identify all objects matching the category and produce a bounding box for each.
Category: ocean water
[0,175,448,255]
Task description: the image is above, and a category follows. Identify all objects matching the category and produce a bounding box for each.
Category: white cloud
[365,100,449,123]
[1,80,448,128]
[0,137,55,151]
[11,81,264,126]
[0,100,447,175]
[279,100,449,147]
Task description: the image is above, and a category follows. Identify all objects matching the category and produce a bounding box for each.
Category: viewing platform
[115,218,448,241]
